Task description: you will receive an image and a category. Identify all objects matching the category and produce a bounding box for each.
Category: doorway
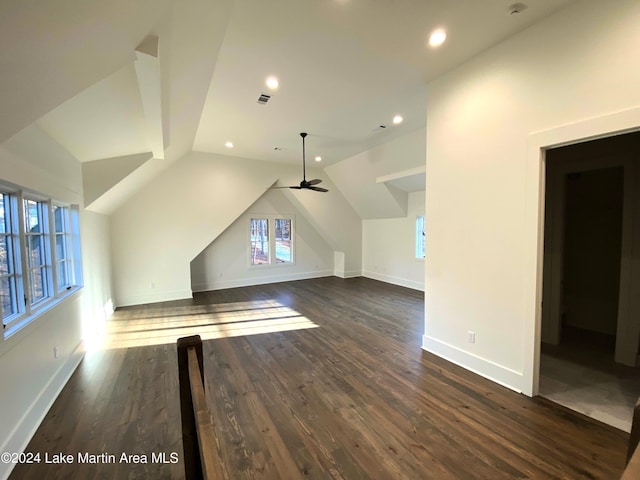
[538,132,640,432]
[559,166,623,350]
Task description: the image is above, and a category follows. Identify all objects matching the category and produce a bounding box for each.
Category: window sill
[3,285,83,341]
[249,261,296,269]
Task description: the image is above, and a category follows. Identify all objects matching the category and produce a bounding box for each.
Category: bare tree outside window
[275,218,292,263]
[250,218,269,265]
[249,216,294,267]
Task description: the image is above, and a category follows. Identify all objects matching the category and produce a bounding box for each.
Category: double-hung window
[0,184,82,338]
[249,215,294,266]
[53,205,73,292]
[23,198,49,305]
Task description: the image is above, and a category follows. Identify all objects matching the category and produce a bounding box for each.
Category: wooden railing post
[621,397,640,479]
[178,335,226,480]
[177,335,205,480]
[627,397,640,464]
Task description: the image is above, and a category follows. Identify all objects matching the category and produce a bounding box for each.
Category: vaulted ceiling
[0,0,576,212]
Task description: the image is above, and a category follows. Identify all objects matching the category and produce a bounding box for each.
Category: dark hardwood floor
[11,277,629,479]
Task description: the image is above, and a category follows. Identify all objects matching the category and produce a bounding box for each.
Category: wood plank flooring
[11,277,629,479]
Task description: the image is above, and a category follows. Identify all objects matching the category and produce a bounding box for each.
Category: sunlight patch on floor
[87,299,318,350]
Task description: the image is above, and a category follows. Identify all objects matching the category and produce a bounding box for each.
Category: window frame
[52,204,75,293]
[22,196,51,307]
[248,214,295,268]
[0,183,83,339]
[0,192,23,324]
[249,217,270,266]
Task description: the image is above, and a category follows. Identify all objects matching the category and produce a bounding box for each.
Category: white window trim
[247,214,295,268]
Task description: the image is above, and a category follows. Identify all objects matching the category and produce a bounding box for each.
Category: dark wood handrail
[177,335,225,480]
[621,397,640,479]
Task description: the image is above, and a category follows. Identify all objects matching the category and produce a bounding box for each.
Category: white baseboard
[362,270,424,291]
[0,341,84,480]
[422,335,523,394]
[192,270,334,292]
[116,289,193,307]
[334,269,362,279]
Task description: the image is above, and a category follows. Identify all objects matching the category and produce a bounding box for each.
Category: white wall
[326,128,425,219]
[111,151,362,306]
[0,125,114,480]
[423,0,640,395]
[191,188,334,291]
[80,211,115,340]
[363,191,424,290]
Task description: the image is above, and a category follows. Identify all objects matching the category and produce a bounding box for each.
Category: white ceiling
[1,0,577,170]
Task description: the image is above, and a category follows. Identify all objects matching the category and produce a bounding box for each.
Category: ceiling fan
[273,132,328,192]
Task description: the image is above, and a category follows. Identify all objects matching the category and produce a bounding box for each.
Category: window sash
[274,218,292,264]
[250,218,270,265]
[23,198,50,304]
[53,205,73,291]
[1,192,21,321]
[0,231,20,320]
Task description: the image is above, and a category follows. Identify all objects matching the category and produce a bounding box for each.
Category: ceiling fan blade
[271,134,328,193]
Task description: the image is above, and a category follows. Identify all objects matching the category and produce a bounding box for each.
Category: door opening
[559,166,623,352]
[538,132,640,432]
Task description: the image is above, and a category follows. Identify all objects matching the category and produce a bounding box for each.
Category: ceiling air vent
[257,93,271,105]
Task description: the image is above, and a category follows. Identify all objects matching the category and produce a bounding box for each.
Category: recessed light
[428,29,447,48]
[266,76,279,90]
[225,141,233,148]
[393,115,403,125]
[315,156,322,162]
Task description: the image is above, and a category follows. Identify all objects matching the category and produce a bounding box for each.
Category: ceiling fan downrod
[300,132,307,182]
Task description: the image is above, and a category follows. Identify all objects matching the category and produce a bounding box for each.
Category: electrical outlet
[467,331,476,344]
[53,346,59,358]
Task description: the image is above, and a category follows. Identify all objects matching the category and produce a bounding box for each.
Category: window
[415,215,425,259]
[0,185,82,337]
[53,205,73,291]
[250,218,269,265]
[249,215,294,266]
[23,198,49,304]
[1,193,20,321]
[274,218,292,263]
